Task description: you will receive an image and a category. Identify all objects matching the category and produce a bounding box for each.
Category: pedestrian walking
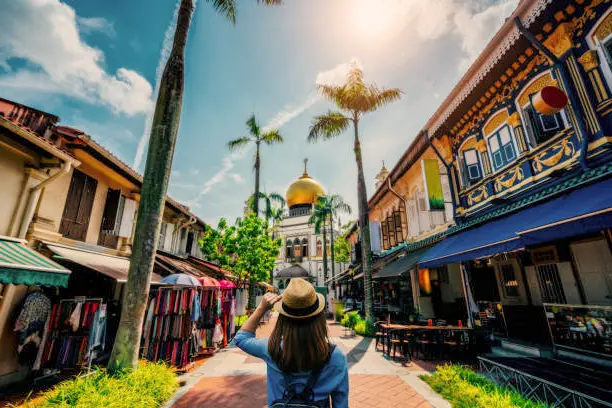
[233,278,349,407]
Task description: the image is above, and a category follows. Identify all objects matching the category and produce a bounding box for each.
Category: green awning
[373,247,431,280]
[0,237,71,287]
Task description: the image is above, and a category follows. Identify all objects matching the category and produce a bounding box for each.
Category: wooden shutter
[381,220,389,250]
[387,214,396,248]
[60,170,98,241]
[394,210,403,243]
[118,198,136,238]
[101,189,121,231]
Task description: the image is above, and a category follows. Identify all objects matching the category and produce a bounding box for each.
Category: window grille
[535,263,567,304]
[501,264,520,297]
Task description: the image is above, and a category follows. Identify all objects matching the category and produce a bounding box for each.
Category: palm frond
[268,192,285,206]
[227,136,251,151]
[317,84,350,111]
[205,0,237,24]
[367,86,402,112]
[261,129,283,145]
[308,111,350,143]
[246,114,260,138]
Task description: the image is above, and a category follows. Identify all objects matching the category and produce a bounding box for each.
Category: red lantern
[533,86,569,115]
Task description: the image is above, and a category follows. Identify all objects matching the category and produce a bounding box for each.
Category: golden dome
[286,162,325,208]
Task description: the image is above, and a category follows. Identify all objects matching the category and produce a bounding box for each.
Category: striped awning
[0,237,71,287]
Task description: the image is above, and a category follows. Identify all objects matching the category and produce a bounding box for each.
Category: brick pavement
[168,315,448,408]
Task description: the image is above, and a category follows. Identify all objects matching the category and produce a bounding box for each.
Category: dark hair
[268,312,331,372]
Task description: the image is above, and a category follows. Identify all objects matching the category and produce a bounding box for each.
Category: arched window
[326,243,331,257]
[293,238,301,258]
[483,110,517,172]
[458,137,483,187]
[302,238,309,258]
[516,71,568,148]
[278,280,285,290]
[286,239,293,259]
[316,240,322,257]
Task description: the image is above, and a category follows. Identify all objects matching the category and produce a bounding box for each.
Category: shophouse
[0,97,213,387]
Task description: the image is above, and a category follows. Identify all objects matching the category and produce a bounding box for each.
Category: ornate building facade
[272,163,348,290]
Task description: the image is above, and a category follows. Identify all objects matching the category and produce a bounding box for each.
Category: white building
[273,165,347,290]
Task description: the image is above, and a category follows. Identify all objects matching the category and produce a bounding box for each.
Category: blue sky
[0,0,517,225]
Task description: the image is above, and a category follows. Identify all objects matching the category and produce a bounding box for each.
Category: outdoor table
[380,324,472,356]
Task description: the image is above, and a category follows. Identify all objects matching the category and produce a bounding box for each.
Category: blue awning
[420,178,612,268]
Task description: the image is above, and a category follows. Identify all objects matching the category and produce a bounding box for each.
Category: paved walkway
[166,316,450,408]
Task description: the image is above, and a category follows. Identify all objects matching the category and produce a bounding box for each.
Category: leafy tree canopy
[199,213,280,284]
[333,236,351,263]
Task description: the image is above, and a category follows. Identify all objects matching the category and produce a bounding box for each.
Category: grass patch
[421,364,547,408]
[23,361,178,408]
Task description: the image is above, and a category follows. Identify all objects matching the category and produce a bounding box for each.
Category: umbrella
[219,279,236,289]
[161,273,202,287]
[198,275,220,288]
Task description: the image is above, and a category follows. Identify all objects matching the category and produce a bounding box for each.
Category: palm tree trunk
[322,217,328,282]
[254,142,261,216]
[353,118,374,323]
[108,0,192,372]
[329,212,335,291]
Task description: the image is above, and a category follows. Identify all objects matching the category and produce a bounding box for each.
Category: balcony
[0,99,59,138]
[458,128,580,217]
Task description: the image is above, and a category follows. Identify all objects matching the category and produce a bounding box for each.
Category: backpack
[270,345,336,408]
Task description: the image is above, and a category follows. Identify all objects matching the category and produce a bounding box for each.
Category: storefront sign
[544,303,612,358]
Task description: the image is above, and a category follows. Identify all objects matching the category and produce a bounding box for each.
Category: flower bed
[421,364,546,408]
[22,361,178,408]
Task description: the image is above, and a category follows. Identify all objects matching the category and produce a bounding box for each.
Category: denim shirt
[232,330,349,407]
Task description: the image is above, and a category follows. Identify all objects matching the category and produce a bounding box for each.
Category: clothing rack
[141,287,199,371]
[39,297,105,375]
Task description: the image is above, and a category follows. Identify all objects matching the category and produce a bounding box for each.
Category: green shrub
[353,319,375,337]
[421,364,546,408]
[333,302,345,322]
[30,361,178,408]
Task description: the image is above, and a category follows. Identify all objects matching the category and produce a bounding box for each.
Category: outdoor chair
[374,321,388,352]
[387,329,412,363]
[416,330,439,360]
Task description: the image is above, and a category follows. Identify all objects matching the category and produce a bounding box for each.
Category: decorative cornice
[543,22,575,58]
[428,0,554,136]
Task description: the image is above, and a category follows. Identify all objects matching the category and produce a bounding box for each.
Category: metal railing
[478,357,612,408]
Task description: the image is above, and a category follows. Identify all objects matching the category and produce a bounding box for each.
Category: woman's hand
[258,293,282,312]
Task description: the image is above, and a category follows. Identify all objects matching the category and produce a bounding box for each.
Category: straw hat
[277,278,325,319]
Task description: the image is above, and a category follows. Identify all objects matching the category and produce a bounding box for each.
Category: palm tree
[323,194,351,286]
[229,115,283,216]
[108,0,282,373]
[308,198,329,281]
[269,206,284,240]
[308,62,401,323]
[248,191,285,227]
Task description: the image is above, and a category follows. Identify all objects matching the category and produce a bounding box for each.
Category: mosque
[272,160,348,291]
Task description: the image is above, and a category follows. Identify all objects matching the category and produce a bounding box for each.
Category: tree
[247,191,285,228]
[308,198,329,281]
[199,213,280,310]
[323,194,351,285]
[333,236,351,263]
[308,62,401,322]
[109,0,282,372]
[229,115,283,216]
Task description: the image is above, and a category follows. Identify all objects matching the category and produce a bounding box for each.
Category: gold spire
[286,160,325,208]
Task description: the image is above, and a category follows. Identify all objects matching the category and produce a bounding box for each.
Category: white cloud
[133,0,181,170]
[315,59,361,86]
[455,0,519,72]
[77,16,116,37]
[229,173,245,184]
[190,168,200,176]
[0,0,152,116]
